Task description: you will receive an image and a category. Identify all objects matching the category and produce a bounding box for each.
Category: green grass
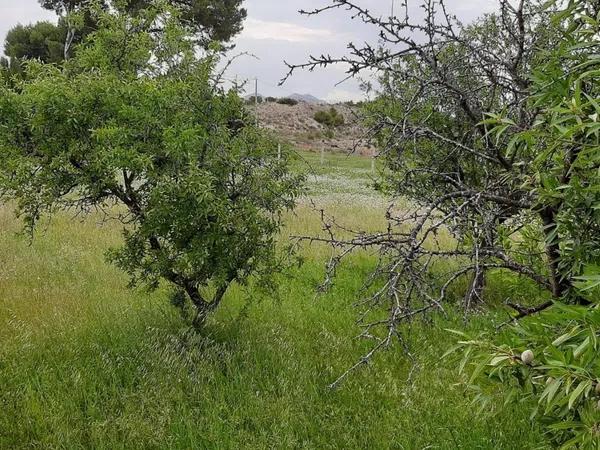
[293,149,376,173]
[0,152,549,449]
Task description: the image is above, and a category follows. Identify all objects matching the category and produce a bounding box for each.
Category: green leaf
[568,380,591,410]
[548,421,584,431]
[445,329,470,339]
[442,344,462,359]
[573,336,590,359]
[552,327,581,346]
[541,377,562,407]
[489,355,511,366]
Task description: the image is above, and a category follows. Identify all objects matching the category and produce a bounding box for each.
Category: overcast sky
[0,0,498,101]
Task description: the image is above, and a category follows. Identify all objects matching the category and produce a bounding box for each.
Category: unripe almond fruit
[595,382,600,395]
[521,349,534,365]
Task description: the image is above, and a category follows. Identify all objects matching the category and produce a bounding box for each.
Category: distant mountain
[289,93,323,104]
[244,93,324,104]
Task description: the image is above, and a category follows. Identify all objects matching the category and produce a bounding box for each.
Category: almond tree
[458,4,600,443]
[283,0,599,385]
[0,4,302,327]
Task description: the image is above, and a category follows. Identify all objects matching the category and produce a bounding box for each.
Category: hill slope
[254,100,373,155]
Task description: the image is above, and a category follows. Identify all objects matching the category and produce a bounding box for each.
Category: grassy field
[0,150,549,449]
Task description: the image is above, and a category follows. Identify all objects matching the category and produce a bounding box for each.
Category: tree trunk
[464,268,485,311]
[192,302,212,329]
[539,206,572,299]
[188,281,232,329]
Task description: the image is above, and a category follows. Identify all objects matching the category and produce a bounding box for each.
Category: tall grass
[0,152,548,448]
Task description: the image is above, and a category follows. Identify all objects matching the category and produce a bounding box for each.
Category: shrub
[313,107,344,128]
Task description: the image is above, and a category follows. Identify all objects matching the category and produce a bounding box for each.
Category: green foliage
[458,3,600,444]
[167,0,246,45]
[2,0,246,81]
[4,21,66,64]
[0,4,302,324]
[454,303,600,447]
[39,0,246,47]
[314,106,345,138]
[1,21,75,84]
[0,56,24,85]
[2,9,104,81]
[483,2,600,299]
[276,97,298,106]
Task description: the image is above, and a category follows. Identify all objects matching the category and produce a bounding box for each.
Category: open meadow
[2,0,598,446]
[0,150,548,449]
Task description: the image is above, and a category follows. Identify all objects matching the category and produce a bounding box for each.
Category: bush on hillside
[276,97,298,106]
[313,107,345,128]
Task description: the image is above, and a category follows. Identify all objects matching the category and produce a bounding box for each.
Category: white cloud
[324,88,367,104]
[241,18,334,43]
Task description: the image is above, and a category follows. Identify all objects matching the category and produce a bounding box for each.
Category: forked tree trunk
[187,281,232,329]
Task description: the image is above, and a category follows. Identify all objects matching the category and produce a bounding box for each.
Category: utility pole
[391,0,395,18]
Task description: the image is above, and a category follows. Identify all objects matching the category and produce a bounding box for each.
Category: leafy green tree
[0,4,301,326]
[1,21,74,85]
[2,10,101,78]
[2,0,246,78]
[4,22,66,64]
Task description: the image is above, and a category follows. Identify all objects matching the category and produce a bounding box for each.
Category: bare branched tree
[282,0,597,386]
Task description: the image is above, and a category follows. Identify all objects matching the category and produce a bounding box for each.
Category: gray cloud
[228,0,499,100]
[1,0,499,101]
